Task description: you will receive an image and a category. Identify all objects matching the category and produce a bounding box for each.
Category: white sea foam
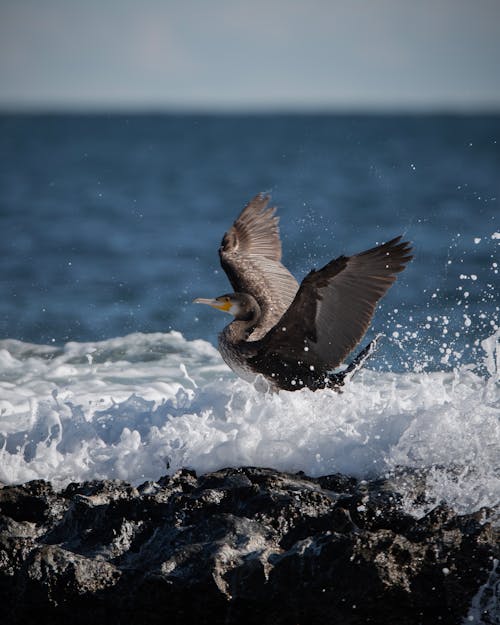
[0,330,498,518]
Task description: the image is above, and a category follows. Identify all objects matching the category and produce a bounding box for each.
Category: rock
[0,467,498,625]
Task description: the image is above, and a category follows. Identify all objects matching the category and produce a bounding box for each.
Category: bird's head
[193,293,260,322]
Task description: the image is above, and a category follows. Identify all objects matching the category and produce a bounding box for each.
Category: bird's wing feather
[252,236,413,368]
[219,193,299,338]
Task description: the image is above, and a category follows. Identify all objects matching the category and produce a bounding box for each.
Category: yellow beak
[193,297,232,312]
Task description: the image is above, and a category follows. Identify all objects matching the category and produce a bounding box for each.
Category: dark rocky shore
[0,467,498,625]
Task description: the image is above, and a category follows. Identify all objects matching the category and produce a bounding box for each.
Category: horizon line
[1,105,500,116]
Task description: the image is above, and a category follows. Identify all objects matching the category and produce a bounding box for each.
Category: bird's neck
[229,298,261,342]
[228,319,256,342]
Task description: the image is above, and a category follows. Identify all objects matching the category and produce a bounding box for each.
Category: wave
[0,329,498,518]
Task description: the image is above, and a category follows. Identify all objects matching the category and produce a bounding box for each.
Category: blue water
[0,115,499,512]
[0,114,498,371]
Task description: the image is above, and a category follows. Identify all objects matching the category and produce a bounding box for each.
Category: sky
[1,0,499,112]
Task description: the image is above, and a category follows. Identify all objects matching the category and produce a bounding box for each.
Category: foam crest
[0,330,498,518]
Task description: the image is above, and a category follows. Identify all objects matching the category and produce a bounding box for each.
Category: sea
[0,114,498,524]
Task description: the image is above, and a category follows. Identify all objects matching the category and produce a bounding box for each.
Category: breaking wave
[0,329,498,518]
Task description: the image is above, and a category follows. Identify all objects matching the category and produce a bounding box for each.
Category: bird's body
[195,194,412,392]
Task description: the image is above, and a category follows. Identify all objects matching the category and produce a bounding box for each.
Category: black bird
[194,193,412,391]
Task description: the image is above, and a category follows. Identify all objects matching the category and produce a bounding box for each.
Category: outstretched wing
[219,193,299,338]
[251,236,413,369]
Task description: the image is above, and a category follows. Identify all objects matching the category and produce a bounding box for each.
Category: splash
[0,329,498,519]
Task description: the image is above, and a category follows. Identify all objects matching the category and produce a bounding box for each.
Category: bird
[194,193,412,392]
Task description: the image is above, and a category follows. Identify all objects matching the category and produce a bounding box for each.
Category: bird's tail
[328,334,383,389]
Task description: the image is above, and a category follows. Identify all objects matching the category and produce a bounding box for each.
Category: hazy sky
[1,0,499,111]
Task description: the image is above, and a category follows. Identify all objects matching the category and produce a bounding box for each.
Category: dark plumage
[194,193,412,391]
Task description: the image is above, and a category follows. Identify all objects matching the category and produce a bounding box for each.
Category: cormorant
[194,193,412,391]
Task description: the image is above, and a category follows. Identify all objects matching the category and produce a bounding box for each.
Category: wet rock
[0,467,498,625]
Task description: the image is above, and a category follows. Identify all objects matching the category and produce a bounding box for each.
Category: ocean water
[0,114,498,519]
